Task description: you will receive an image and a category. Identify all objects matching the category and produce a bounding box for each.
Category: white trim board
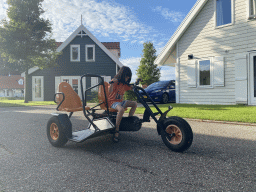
[21,67,40,77]
[154,0,209,66]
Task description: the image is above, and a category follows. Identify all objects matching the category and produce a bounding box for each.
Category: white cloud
[152,6,184,23]
[159,66,175,81]
[0,0,172,61]
[0,1,169,53]
[41,0,152,42]
[0,0,7,21]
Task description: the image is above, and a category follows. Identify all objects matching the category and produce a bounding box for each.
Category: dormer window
[215,0,233,27]
[70,45,80,62]
[18,79,23,85]
[86,45,95,62]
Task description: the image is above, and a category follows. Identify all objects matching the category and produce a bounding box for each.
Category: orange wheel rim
[50,123,59,141]
[165,124,182,145]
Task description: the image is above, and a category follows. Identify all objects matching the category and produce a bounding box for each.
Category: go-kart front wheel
[160,117,193,152]
[47,116,68,147]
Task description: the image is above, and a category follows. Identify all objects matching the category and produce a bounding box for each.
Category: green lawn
[135,103,256,123]
[0,99,56,107]
[1,98,256,123]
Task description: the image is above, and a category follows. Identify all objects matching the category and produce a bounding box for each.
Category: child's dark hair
[114,66,132,85]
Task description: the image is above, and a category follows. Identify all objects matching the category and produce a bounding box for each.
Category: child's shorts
[111,100,128,109]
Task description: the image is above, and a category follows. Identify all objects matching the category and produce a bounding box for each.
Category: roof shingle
[0,75,24,89]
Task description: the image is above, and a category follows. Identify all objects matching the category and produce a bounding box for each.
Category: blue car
[141,80,175,104]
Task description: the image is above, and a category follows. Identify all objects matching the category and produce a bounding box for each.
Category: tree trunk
[24,69,29,103]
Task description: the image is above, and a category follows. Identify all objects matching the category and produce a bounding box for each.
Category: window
[249,0,256,18]
[63,79,69,84]
[86,45,95,62]
[18,79,23,85]
[72,79,78,94]
[187,58,219,88]
[198,60,212,87]
[216,0,232,27]
[70,45,80,62]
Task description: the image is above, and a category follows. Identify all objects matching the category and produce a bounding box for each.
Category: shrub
[124,90,137,101]
[87,91,99,103]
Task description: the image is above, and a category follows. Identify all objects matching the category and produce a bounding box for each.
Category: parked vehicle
[141,80,175,104]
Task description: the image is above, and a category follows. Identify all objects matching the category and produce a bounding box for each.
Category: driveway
[0,106,255,191]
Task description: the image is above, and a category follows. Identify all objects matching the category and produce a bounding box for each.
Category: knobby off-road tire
[160,116,193,152]
[47,116,68,147]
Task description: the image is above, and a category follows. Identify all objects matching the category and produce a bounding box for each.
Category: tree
[0,54,23,75]
[136,42,161,86]
[0,0,59,102]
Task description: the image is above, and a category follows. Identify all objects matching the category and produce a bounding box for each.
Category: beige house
[155,0,256,105]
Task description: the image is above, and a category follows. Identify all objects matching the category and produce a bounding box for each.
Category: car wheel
[161,93,169,104]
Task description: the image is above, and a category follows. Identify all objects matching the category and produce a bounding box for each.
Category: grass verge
[1,99,256,123]
[0,99,56,107]
[135,103,256,123]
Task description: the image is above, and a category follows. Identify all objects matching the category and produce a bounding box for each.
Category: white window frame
[248,0,256,19]
[86,45,95,62]
[197,58,213,88]
[214,0,234,29]
[70,45,80,62]
[91,76,111,92]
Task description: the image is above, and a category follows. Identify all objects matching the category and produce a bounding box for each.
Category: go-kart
[47,74,193,152]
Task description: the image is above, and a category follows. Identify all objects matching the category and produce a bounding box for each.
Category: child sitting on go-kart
[108,66,137,143]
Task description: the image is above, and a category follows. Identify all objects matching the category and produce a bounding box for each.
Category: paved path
[0,106,255,191]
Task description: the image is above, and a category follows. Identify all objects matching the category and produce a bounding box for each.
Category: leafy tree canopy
[136,42,161,86]
[0,0,59,70]
[0,0,60,102]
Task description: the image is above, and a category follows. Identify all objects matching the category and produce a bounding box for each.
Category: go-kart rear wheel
[160,117,193,152]
[47,116,68,147]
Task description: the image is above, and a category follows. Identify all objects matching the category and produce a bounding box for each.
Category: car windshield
[146,81,169,89]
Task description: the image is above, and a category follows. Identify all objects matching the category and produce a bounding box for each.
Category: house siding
[28,35,117,101]
[176,0,256,104]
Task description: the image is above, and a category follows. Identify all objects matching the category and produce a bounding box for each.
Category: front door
[249,53,256,105]
[32,76,44,101]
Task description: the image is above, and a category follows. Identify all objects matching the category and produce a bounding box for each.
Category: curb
[126,113,256,126]
[184,118,256,126]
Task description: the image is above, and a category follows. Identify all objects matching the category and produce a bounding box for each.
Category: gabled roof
[154,0,209,66]
[57,24,123,67]
[55,42,63,47]
[101,42,120,49]
[22,25,123,77]
[0,75,24,89]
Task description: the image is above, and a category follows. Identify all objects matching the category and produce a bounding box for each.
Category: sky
[0,0,198,83]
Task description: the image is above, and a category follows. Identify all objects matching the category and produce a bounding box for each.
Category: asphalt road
[0,106,256,192]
